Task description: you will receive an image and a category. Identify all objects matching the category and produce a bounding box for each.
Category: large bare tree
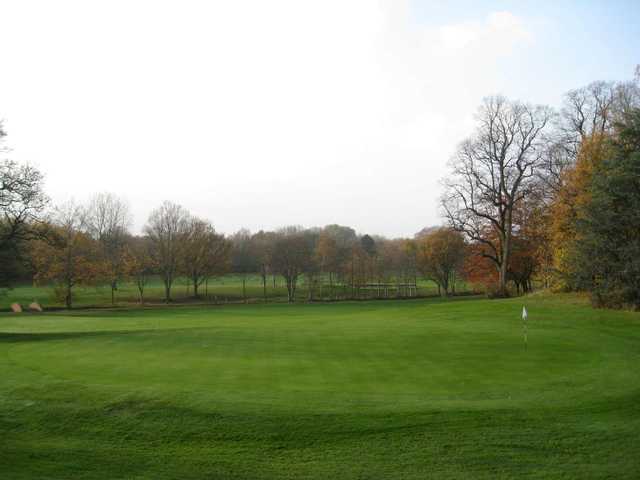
[145,201,190,302]
[558,78,640,162]
[442,96,553,296]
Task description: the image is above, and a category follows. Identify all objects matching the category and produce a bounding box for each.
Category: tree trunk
[65,282,72,309]
[262,273,267,303]
[329,272,334,300]
[291,278,297,302]
[285,276,294,303]
[498,259,508,296]
[164,279,171,303]
[498,215,513,297]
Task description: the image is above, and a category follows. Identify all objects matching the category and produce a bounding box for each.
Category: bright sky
[1,0,638,237]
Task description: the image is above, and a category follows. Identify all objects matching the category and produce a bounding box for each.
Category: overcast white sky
[1,1,637,237]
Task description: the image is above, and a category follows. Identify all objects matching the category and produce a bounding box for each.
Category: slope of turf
[1,294,639,478]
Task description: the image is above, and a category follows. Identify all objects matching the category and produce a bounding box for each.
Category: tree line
[2,67,639,308]
[442,66,640,307]
[1,154,467,307]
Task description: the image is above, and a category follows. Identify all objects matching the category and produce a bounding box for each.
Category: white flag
[522,306,528,320]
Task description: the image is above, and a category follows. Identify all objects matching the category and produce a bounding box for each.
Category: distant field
[0,275,468,310]
[1,293,639,478]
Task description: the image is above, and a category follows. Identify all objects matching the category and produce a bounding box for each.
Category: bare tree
[442,96,553,296]
[0,161,48,247]
[561,81,616,143]
[0,123,49,287]
[613,79,640,119]
[86,193,132,305]
[230,228,257,303]
[127,235,156,304]
[558,79,639,160]
[144,201,190,302]
[318,224,357,295]
[271,226,315,303]
[182,217,231,298]
[537,71,640,203]
[315,231,339,298]
[251,230,277,302]
[537,139,573,199]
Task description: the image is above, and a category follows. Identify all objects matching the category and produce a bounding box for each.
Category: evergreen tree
[573,109,640,308]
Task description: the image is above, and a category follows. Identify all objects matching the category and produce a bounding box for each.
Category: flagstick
[522,306,528,350]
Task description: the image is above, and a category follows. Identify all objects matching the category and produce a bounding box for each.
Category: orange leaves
[549,133,613,288]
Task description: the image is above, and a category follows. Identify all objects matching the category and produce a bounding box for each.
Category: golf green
[1,294,639,478]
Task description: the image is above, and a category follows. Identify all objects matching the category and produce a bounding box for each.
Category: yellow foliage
[549,133,611,289]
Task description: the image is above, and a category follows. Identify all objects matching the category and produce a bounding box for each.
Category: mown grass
[1,293,639,478]
[0,275,465,310]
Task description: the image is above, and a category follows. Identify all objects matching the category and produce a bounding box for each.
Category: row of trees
[9,198,468,307]
[550,106,640,307]
[27,197,232,308]
[442,67,640,306]
[228,225,466,303]
[3,67,638,309]
[1,139,469,306]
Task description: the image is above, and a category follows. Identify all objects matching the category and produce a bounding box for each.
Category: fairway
[1,295,639,479]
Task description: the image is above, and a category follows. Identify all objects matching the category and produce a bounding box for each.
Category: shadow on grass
[4,384,640,479]
[0,329,177,344]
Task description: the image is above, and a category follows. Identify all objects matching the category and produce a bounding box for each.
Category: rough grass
[1,294,639,478]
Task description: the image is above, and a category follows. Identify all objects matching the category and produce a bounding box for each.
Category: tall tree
[315,231,339,297]
[416,228,465,296]
[572,109,640,308]
[86,193,132,305]
[230,228,257,303]
[127,235,156,304]
[0,122,49,287]
[548,77,640,194]
[319,224,357,292]
[182,217,231,298]
[271,227,315,303]
[560,81,617,151]
[31,202,103,309]
[251,230,277,302]
[549,133,611,289]
[442,96,552,296]
[144,201,190,302]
